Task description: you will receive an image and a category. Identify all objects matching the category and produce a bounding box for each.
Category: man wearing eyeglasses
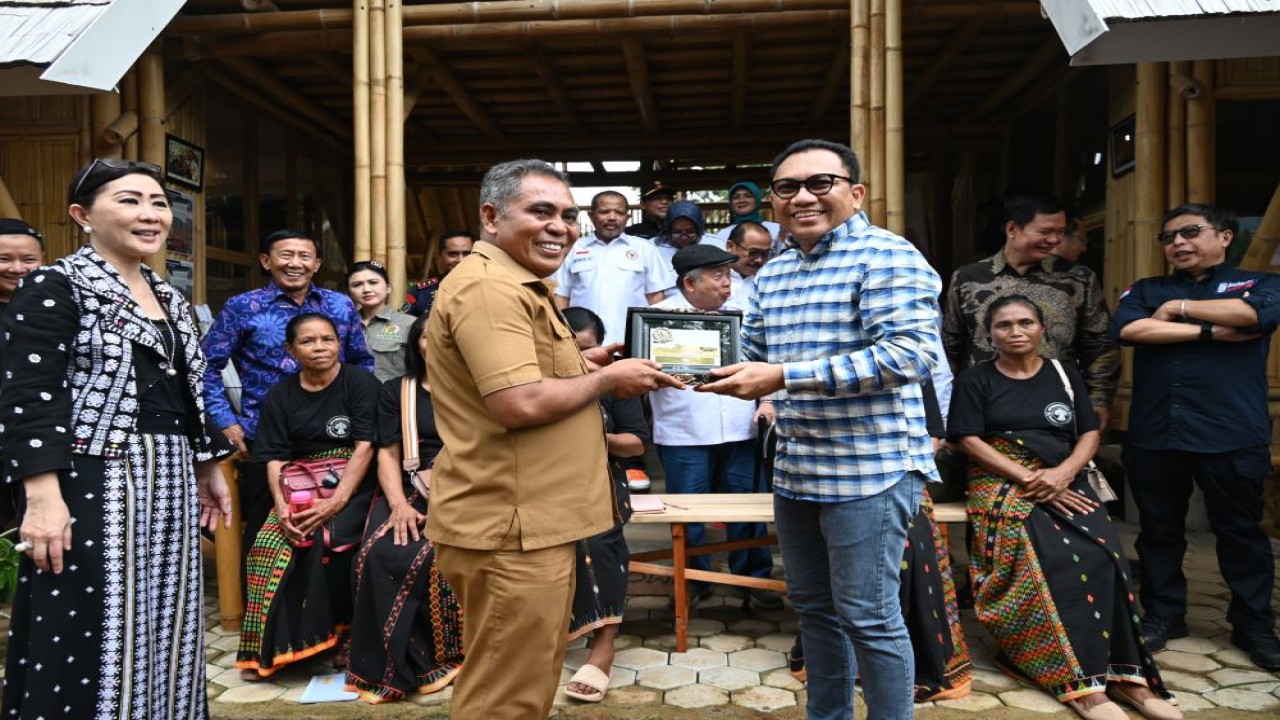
[943,192,1118,429]
[1111,203,1280,671]
[724,221,774,306]
[699,138,941,720]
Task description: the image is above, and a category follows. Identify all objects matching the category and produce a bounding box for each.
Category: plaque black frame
[624,306,742,385]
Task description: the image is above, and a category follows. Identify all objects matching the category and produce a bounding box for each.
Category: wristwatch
[1200,323,1213,342]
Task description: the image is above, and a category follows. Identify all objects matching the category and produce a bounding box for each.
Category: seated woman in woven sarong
[237,313,380,680]
[345,314,464,702]
[948,295,1180,720]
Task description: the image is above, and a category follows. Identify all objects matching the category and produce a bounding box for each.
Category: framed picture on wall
[1110,115,1136,178]
[165,135,204,190]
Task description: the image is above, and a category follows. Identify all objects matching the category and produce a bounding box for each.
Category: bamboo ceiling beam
[403,64,434,117]
[964,41,1065,122]
[169,0,1040,36]
[730,31,747,131]
[527,46,583,133]
[310,54,351,86]
[806,41,848,130]
[219,57,351,141]
[622,40,658,134]
[904,16,985,110]
[405,131,846,165]
[409,48,506,140]
[199,11,849,56]
[1001,65,1080,125]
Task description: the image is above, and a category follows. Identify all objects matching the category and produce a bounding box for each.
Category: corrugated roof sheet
[0,0,112,69]
[1090,0,1280,21]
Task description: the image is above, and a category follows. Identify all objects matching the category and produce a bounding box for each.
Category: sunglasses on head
[1155,223,1216,245]
[768,173,853,200]
[72,158,163,200]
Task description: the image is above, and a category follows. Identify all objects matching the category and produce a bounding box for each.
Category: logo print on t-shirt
[1044,402,1073,427]
[326,415,352,439]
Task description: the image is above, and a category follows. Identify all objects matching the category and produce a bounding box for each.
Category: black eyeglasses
[728,241,775,261]
[71,158,163,201]
[1155,223,1216,245]
[769,173,853,199]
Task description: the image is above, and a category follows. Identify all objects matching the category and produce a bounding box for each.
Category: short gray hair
[479,159,570,216]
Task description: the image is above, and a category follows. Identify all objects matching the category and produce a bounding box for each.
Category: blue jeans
[775,473,923,720]
[657,441,773,593]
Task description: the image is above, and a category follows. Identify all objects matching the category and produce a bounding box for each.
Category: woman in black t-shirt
[948,297,1179,720]
[237,313,380,680]
[345,314,464,703]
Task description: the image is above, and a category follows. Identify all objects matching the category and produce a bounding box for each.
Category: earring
[82,226,91,233]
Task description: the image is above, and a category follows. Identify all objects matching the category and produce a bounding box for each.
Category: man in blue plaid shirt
[700,139,941,720]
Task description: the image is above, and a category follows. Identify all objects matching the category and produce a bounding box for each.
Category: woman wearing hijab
[713,181,782,251]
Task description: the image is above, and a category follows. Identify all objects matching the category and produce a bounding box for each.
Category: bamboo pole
[850,0,869,166]
[1186,60,1214,205]
[91,93,123,158]
[867,0,885,227]
[0,177,20,218]
[214,458,244,631]
[123,70,139,160]
[1135,62,1167,281]
[884,0,903,235]
[386,0,406,289]
[167,0,1040,35]
[353,0,372,261]
[219,58,351,141]
[370,0,388,264]
[102,112,139,147]
[139,48,167,276]
[78,95,91,168]
[1166,61,1188,207]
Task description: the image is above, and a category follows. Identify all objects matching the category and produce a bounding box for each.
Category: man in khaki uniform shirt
[426,159,679,719]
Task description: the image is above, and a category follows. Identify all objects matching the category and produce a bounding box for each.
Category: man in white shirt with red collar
[650,244,781,609]
[554,190,675,346]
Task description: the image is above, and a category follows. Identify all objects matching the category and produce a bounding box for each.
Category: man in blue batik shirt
[201,229,374,555]
[700,139,941,720]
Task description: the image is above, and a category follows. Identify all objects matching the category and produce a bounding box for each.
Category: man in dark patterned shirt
[943,192,1119,427]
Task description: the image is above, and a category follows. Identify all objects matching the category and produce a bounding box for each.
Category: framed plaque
[625,306,742,386]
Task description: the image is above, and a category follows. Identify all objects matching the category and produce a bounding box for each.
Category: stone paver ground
[200,519,1280,718]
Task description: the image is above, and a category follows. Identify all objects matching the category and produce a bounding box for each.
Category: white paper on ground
[299,672,358,704]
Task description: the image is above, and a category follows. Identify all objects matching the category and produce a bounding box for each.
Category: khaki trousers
[436,524,577,720]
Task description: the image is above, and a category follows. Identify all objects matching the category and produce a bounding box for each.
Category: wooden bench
[628,493,967,651]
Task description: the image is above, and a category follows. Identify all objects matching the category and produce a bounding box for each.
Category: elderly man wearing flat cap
[648,244,782,609]
[625,182,676,239]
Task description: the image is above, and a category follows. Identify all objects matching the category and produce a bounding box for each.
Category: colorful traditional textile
[345,485,464,703]
[237,447,372,677]
[966,437,1169,701]
[902,490,973,702]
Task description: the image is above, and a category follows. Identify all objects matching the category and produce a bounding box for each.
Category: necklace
[155,315,179,378]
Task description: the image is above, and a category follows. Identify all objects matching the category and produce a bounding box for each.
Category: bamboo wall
[0,96,90,260]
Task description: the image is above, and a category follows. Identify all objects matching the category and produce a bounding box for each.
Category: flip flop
[564,663,610,703]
